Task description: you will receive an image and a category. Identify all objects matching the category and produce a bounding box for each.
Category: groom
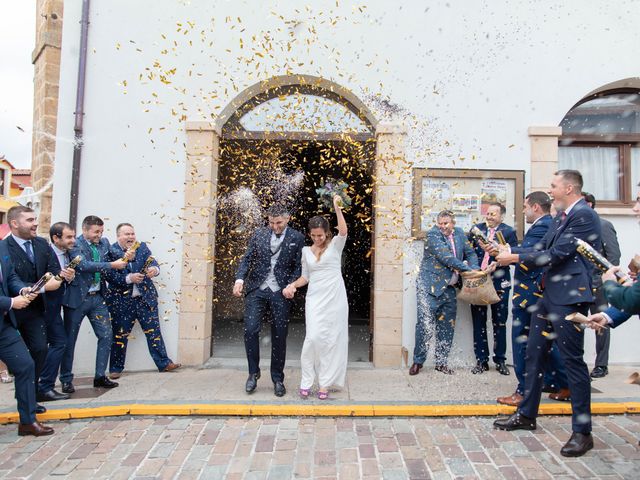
[233,206,304,396]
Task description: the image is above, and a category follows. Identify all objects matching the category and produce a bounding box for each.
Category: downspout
[69,0,91,228]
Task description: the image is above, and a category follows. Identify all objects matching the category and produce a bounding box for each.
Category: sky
[0,1,36,169]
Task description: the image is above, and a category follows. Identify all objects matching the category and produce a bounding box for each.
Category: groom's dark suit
[236,226,304,383]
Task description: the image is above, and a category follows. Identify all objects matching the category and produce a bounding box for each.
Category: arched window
[558,87,640,205]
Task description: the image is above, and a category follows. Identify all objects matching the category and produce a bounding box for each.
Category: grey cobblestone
[0,415,637,478]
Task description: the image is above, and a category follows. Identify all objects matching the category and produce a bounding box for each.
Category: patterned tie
[89,243,101,285]
[481,228,495,270]
[448,234,457,257]
[24,240,35,263]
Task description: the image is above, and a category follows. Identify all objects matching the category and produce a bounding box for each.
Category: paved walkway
[1,362,639,417]
[0,415,639,479]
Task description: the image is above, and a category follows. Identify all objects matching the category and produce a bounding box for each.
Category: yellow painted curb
[1,402,638,425]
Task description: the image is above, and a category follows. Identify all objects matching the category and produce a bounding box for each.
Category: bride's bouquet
[316,178,352,211]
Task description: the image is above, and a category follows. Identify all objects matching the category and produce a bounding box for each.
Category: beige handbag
[457,271,500,305]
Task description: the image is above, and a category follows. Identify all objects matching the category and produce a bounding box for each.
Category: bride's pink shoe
[317,390,329,400]
[299,388,310,398]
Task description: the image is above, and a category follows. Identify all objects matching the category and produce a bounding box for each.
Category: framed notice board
[412,168,525,240]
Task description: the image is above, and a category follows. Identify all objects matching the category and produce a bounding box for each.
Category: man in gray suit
[410,210,480,376]
[582,193,621,378]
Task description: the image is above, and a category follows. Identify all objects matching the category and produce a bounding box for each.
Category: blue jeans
[244,288,291,383]
[109,296,171,373]
[414,285,457,366]
[38,304,69,394]
[60,293,113,383]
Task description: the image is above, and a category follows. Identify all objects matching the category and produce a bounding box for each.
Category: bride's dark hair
[308,215,332,250]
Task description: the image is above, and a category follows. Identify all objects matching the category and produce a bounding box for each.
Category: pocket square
[289,243,296,246]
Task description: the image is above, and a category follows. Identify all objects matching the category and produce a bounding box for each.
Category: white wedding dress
[300,233,349,389]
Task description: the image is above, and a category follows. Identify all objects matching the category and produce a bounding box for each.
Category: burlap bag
[457,271,500,305]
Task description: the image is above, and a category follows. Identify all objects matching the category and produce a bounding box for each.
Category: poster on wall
[412,169,525,240]
[480,179,508,214]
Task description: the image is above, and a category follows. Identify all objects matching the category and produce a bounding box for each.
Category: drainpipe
[69,0,91,229]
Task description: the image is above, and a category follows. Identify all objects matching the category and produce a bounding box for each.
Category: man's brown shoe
[497,392,523,407]
[18,422,54,437]
[549,388,571,401]
[409,363,422,376]
[109,372,122,380]
[163,362,182,372]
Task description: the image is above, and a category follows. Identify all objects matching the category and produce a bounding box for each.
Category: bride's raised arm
[333,195,348,237]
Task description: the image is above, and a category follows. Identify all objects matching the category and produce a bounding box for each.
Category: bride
[283,195,348,400]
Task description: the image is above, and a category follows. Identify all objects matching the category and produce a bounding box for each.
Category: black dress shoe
[590,366,608,378]
[93,376,119,388]
[560,432,593,457]
[496,362,510,376]
[35,404,47,414]
[493,412,536,431]
[61,382,75,394]
[37,390,70,402]
[245,371,260,394]
[274,381,286,397]
[471,361,489,374]
[18,422,54,437]
[435,365,454,375]
[408,363,423,376]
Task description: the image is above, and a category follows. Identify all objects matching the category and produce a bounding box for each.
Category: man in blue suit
[495,170,601,458]
[233,206,304,397]
[410,210,480,376]
[3,206,65,412]
[105,223,180,377]
[496,192,568,406]
[0,242,54,436]
[60,215,128,393]
[38,222,77,402]
[468,202,518,375]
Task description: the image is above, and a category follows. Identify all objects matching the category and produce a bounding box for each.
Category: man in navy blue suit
[105,223,180,377]
[468,202,518,375]
[38,222,77,402]
[2,206,65,413]
[496,192,568,406]
[233,206,304,397]
[0,242,54,436]
[410,210,480,376]
[494,170,601,458]
[60,215,128,393]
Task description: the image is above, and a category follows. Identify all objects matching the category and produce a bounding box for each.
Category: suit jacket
[64,235,115,309]
[1,235,61,317]
[603,279,640,317]
[469,222,518,288]
[45,246,68,314]
[603,305,632,328]
[105,241,159,306]
[0,243,28,328]
[235,227,304,294]
[592,216,622,289]
[419,226,479,298]
[519,198,601,306]
[512,214,552,285]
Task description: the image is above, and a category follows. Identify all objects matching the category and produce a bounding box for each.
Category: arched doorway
[214,76,376,362]
[179,75,407,368]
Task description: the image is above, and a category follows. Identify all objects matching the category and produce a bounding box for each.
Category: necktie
[24,240,35,263]
[275,233,282,239]
[89,243,101,285]
[448,234,457,257]
[561,212,567,222]
[481,228,495,270]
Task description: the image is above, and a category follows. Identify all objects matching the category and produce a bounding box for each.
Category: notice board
[412,168,525,239]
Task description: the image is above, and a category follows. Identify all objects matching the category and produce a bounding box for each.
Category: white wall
[52,0,640,372]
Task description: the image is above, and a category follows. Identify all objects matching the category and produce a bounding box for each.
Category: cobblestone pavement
[0,415,639,479]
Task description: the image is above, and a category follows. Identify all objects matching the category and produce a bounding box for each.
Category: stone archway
[179,75,407,367]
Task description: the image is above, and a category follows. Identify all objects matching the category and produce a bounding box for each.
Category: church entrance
[180,75,407,368]
[212,137,375,363]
